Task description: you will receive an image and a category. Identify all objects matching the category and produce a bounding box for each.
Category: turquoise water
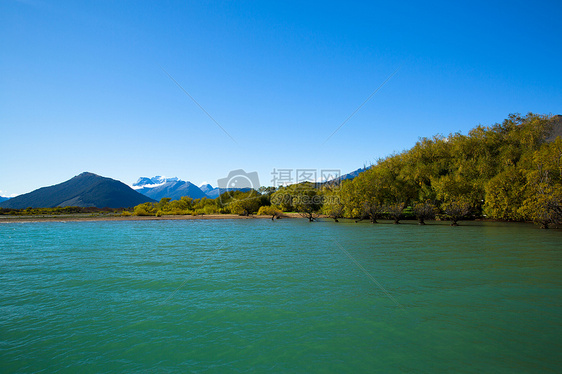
[1,219,561,373]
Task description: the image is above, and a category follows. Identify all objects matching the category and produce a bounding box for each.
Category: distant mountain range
[131,177,254,200]
[0,196,10,203]
[0,168,368,210]
[132,169,370,201]
[0,172,155,209]
[132,176,207,201]
[199,184,221,199]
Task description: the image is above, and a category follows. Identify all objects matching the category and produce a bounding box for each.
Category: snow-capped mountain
[132,176,179,189]
[133,176,207,201]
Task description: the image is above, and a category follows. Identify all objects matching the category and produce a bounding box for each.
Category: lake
[0,219,560,373]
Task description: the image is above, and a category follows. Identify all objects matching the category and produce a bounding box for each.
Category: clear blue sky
[1,0,561,196]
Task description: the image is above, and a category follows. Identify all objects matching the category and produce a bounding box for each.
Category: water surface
[1,219,560,373]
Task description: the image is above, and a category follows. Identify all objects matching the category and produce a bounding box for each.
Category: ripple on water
[0,219,560,373]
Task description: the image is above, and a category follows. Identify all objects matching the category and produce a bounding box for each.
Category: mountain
[133,176,179,188]
[133,177,207,200]
[200,184,221,199]
[311,167,369,188]
[336,167,369,182]
[0,172,155,209]
[0,196,10,203]
[132,177,249,200]
[199,184,253,198]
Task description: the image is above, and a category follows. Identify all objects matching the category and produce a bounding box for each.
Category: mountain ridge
[0,172,155,209]
[134,179,207,201]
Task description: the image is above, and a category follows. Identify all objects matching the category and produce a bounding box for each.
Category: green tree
[228,191,261,216]
[292,183,323,222]
[257,205,283,220]
[483,167,526,220]
[413,201,438,225]
[351,166,391,222]
[441,198,472,226]
[386,202,406,224]
[361,198,385,223]
[270,186,294,212]
[133,202,156,216]
[518,137,562,228]
[338,179,363,218]
[322,188,344,222]
[157,198,171,212]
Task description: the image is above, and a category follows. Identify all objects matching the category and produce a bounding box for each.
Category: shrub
[133,202,156,216]
[257,205,282,217]
[203,205,217,215]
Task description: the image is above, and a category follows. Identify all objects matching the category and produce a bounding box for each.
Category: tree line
[132,113,561,227]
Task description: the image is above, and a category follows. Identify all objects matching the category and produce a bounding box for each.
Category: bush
[203,205,217,215]
[133,202,156,216]
[257,205,282,217]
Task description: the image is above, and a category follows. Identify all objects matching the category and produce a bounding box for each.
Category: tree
[518,138,562,228]
[386,202,406,224]
[441,198,472,226]
[338,179,363,218]
[361,198,385,223]
[180,196,195,209]
[227,191,261,216]
[257,205,283,220]
[133,202,156,216]
[413,201,438,225]
[483,168,525,221]
[270,187,294,212]
[157,198,171,212]
[292,183,322,222]
[519,183,562,228]
[322,191,344,222]
[351,166,391,222]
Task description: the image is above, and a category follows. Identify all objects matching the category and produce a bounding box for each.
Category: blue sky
[1,0,561,196]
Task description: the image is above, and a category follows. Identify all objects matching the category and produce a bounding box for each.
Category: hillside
[546,114,562,142]
[0,172,155,209]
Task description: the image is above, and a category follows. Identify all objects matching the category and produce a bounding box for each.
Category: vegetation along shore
[2,113,560,228]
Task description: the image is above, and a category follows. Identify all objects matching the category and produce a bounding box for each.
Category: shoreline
[0,214,557,229]
[0,213,304,223]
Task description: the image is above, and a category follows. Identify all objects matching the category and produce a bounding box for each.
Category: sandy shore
[0,213,304,223]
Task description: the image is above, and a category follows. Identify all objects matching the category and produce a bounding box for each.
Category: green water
[0,219,560,373]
